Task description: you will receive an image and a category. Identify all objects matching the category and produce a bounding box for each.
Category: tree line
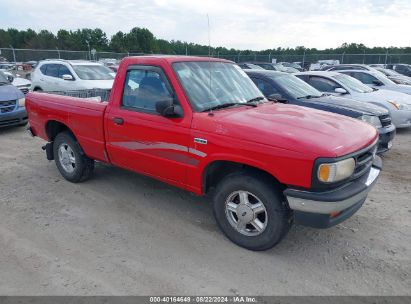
[1,27,410,56]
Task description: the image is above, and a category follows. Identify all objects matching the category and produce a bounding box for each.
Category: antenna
[207,14,211,57]
[207,14,214,116]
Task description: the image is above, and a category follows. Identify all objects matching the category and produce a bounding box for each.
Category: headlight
[317,158,355,183]
[358,115,382,128]
[18,97,25,107]
[387,100,405,110]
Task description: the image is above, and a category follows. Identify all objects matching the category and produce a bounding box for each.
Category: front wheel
[53,131,94,183]
[213,172,291,251]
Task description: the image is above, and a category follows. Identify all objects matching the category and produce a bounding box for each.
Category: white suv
[31,60,115,92]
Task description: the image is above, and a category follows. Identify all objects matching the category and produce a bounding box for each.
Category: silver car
[339,70,411,95]
[295,71,411,128]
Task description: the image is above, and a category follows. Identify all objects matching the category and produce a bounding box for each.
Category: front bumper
[377,124,396,154]
[0,107,28,128]
[284,156,382,228]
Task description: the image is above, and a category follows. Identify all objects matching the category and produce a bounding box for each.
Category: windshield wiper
[202,102,257,112]
[296,95,321,99]
[246,96,265,103]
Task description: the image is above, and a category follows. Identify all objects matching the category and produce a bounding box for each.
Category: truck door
[105,65,191,186]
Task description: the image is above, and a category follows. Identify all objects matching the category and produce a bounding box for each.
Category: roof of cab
[121,55,233,65]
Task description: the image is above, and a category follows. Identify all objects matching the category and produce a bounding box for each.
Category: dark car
[245,70,396,153]
[393,64,411,77]
[0,70,28,128]
[252,62,299,73]
[237,63,265,70]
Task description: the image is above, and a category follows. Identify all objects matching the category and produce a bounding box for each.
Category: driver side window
[122,68,173,113]
[308,76,338,92]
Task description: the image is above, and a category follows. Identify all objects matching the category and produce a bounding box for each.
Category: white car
[3,71,31,95]
[339,70,411,95]
[296,71,411,128]
[31,60,115,92]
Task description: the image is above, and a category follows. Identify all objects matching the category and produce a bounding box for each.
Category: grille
[379,114,392,127]
[0,118,19,126]
[351,142,377,180]
[0,100,17,113]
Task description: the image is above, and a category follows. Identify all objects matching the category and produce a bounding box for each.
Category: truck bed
[42,88,111,102]
[26,92,109,162]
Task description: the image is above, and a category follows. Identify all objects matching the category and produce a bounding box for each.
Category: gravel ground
[0,126,410,296]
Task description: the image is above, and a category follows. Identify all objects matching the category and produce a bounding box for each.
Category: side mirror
[6,75,14,83]
[335,87,347,94]
[268,93,287,103]
[62,74,74,81]
[155,98,183,118]
[372,80,383,86]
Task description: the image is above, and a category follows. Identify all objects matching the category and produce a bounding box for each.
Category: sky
[0,0,410,50]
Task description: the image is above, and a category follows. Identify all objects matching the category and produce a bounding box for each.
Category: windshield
[173,61,264,112]
[274,74,322,99]
[334,74,373,93]
[0,71,9,84]
[372,72,396,85]
[378,68,401,77]
[72,65,115,80]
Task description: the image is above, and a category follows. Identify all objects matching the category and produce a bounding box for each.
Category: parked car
[339,70,411,95]
[278,62,303,71]
[31,59,115,92]
[393,64,411,77]
[237,63,265,70]
[0,70,28,127]
[3,71,31,95]
[320,64,374,72]
[252,62,298,73]
[296,71,411,128]
[374,67,411,85]
[108,65,119,73]
[0,63,15,72]
[245,70,395,153]
[24,61,38,69]
[26,56,382,251]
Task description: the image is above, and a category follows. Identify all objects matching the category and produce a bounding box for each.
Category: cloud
[0,0,409,50]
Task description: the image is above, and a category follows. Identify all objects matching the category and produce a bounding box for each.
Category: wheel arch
[45,120,76,142]
[202,160,285,195]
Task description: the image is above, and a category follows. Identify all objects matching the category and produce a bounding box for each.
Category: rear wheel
[213,172,291,251]
[53,132,94,183]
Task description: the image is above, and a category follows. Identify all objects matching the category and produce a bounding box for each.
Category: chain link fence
[1,47,411,65]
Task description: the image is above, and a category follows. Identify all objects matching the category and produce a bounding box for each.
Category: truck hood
[193,103,377,158]
[0,83,25,101]
[302,95,388,116]
[77,79,114,90]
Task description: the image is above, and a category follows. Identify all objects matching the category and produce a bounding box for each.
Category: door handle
[112,117,124,125]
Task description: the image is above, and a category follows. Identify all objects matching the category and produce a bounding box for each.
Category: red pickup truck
[26,56,382,250]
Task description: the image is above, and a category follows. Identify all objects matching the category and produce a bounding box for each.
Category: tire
[53,131,94,183]
[34,87,43,92]
[213,172,291,251]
